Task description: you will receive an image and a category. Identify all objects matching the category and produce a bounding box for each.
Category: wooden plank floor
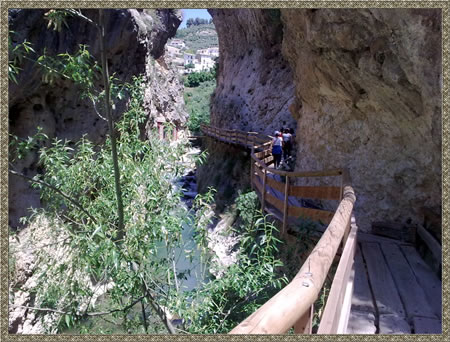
[253,171,442,334]
[347,234,442,334]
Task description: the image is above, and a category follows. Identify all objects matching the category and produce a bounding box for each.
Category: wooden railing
[252,147,343,234]
[201,124,357,334]
[200,124,271,150]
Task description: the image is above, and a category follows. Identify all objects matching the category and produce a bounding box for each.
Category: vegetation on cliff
[184,79,215,133]
[183,55,217,133]
[173,23,218,52]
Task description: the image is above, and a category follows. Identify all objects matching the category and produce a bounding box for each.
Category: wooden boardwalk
[348,233,442,334]
[257,169,442,334]
[201,124,442,335]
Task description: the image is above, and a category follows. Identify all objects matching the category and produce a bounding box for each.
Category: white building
[183,53,215,72]
[166,45,181,57]
[170,39,186,49]
[184,53,195,66]
[197,47,219,57]
[178,46,219,74]
[195,54,215,71]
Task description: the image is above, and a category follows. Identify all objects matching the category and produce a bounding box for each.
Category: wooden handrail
[230,170,356,334]
[201,124,357,334]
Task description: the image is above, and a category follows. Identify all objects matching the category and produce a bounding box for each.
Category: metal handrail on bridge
[201,124,357,334]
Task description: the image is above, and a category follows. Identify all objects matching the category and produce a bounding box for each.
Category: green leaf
[65,314,71,328]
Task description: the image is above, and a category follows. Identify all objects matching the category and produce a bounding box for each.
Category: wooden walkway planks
[379,314,411,334]
[400,245,442,320]
[412,317,442,334]
[350,245,375,313]
[347,234,442,335]
[379,243,437,320]
[360,242,406,317]
[346,310,376,334]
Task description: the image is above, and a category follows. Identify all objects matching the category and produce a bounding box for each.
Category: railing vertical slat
[339,171,345,250]
[251,161,254,191]
[283,175,289,234]
[261,168,267,213]
[317,224,357,334]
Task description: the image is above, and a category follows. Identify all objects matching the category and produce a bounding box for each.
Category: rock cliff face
[208,9,296,134]
[209,9,441,231]
[9,9,187,227]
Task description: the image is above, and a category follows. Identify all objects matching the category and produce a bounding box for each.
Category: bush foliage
[184,79,215,133]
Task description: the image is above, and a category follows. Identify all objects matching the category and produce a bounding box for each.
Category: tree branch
[98,9,125,242]
[11,295,146,318]
[141,277,177,334]
[9,168,97,224]
[66,9,99,28]
[90,96,107,121]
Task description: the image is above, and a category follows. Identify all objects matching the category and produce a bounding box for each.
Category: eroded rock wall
[208,9,296,134]
[210,9,441,231]
[281,9,441,231]
[8,9,187,227]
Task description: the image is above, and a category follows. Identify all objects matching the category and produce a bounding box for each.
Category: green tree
[184,70,215,88]
[42,9,126,241]
[9,9,287,335]
[8,9,180,334]
[10,77,200,334]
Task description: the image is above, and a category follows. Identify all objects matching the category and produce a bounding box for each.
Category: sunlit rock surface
[210,9,441,231]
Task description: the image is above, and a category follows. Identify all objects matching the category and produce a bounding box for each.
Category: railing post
[251,160,254,191]
[261,168,267,213]
[294,304,313,334]
[283,175,289,234]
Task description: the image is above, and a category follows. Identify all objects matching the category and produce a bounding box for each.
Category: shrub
[184,79,215,133]
[176,191,288,333]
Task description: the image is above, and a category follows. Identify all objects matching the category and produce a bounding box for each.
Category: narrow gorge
[6,7,442,335]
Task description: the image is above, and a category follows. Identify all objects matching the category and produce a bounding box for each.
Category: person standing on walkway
[282,128,292,160]
[272,131,283,169]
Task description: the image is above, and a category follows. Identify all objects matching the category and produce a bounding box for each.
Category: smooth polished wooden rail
[201,124,357,334]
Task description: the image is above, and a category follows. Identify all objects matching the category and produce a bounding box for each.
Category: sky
[179,9,212,28]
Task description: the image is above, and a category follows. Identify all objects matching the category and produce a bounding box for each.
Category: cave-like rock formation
[8,9,187,227]
[209,8,441,232]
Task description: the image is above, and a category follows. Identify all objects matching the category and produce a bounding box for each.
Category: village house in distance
[165,38,218,74]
